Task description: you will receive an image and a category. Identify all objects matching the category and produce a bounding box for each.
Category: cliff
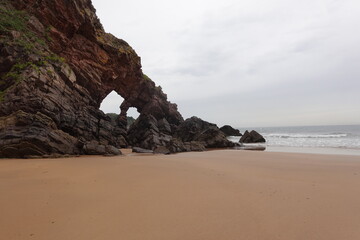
[0,0,233,157]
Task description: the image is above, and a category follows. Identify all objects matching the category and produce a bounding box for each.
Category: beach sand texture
[1,150,360,240]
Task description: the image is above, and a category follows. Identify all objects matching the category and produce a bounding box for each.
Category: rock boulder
[132,147,153,154]
[239,130,266,143]
[220,125,242,136]
[175,117,235,149]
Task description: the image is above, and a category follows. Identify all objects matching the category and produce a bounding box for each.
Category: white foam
[264,133,348,139]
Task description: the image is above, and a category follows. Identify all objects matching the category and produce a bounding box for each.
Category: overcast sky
[94,0,360,127]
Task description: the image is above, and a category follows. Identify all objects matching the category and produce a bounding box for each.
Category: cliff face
[0,0,232,157]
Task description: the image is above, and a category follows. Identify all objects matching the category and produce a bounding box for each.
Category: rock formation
[0,0,234,157]
[132,147,154,154]
[175,117,234,149]
[239,130,266,143]
[127,115,234,153]
[220,125,242,136]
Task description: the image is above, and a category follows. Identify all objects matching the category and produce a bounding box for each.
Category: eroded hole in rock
[127,107,139,128]
[100,91,138,128]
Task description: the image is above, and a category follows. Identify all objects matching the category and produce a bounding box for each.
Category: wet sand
[266,146,360,156]
[1,150,360,240]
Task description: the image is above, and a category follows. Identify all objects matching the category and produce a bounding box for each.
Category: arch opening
[100,91,139,126]
[127,107,140,123]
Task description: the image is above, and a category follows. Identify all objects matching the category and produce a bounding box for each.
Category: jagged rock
[128,115,233,152]
[127,114,172,150]
[0,110,80,158]
[132,147,153,154]
[164,139,204,153]
[220,125,242,136]
[154,146,171,155]
[158,118,172,134]
[116,135,128,148]
[185,141,207,152]
[175,117,235,148]
[0,0,182,157]
[165,138,186,153]
[0,0,242,158]
[239,130,266,143]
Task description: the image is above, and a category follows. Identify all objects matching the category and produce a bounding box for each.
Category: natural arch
[100,91,123,115]
[100,91,139,126]
[0,0,186,157]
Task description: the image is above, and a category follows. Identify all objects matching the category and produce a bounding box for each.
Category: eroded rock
[132,147,153,154]
[0,0,238,157]
[0,0,182,157]
[220,125,242,136]
[175,117,235,149]
[239,130,266,143]
[0,111,80,158]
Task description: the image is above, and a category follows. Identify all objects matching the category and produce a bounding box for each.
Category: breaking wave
[228,125,360,149]
[265,133,348,139]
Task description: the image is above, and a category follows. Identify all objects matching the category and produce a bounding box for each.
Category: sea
[228,125,360,156]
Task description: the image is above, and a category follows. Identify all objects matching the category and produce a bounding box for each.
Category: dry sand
[1,150,360,240]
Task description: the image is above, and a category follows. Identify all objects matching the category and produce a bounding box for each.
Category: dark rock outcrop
[128,116,234,153]
[174,117,235,149]
[0,0,235,157]
[127,114,173,151]
[220,125,242,136]
[0,110,80,158]
[132,147,153,154]
[0,0,183,157]
[83,140,121,156]
[239,130,266,143]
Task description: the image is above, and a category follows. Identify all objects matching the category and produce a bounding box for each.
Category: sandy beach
[1,150,360,240]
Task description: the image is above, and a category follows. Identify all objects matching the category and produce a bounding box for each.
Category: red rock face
[11,0,182,122]
[0,0,232,157]
[0,0,183,157]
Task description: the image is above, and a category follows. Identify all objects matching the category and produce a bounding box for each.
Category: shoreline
[266,146,360,156]
[2,145,360,160]
[1,145,360,160]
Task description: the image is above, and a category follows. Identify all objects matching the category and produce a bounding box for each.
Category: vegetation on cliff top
[143,74,151,81]
[0,3,66,102]
[0,6,27,32]
[0,5,46,51]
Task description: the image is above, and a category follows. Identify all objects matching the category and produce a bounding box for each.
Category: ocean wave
[264,133,348,139]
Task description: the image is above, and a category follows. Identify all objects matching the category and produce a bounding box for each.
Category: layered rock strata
[0,0,233,157]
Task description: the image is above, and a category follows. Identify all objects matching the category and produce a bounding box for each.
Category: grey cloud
[95,0,360,127]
